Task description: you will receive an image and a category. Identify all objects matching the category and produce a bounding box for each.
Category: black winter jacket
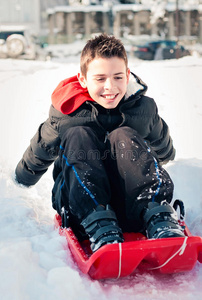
[15,73,175,186]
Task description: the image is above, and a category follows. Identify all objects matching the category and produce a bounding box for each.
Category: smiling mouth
[102,94,118,100]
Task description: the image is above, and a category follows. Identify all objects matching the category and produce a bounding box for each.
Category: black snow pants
[52,126,174,233]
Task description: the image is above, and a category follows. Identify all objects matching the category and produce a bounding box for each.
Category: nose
[104,78,113,90]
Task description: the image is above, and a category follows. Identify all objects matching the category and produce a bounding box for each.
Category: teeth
[104,95,116,99]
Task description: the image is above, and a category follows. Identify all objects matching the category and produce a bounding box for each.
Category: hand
[12,172,31,188]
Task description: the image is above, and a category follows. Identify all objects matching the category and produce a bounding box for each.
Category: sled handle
[173,199,185,221]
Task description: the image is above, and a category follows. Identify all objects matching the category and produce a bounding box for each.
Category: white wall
[0,0,40,34]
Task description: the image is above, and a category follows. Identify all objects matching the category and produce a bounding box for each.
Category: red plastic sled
[54,214,202,280]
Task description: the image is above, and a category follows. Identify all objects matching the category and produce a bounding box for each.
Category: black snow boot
[143,201,185,239]
[81,205,124,252]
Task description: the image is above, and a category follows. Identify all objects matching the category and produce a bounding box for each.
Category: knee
[108,127,137,145]
[108,127,148,155]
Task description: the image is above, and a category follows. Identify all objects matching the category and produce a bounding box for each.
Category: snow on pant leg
[59,126,111,223]
[107,126,174,232]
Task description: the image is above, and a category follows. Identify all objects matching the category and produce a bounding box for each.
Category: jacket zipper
[106,109,111,120]
[104,131,109,143]
[104,110,111,143]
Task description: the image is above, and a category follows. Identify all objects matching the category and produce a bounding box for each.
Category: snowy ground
[0,54,202,300]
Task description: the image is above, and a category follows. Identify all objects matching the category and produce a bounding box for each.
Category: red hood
[51,75,94,114]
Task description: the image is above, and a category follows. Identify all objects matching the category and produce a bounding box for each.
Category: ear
[126,68,130,84]
[77,73,87,88]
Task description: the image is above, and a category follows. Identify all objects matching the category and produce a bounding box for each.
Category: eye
[114,76,123,80]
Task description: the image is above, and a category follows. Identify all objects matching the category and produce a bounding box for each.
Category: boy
[15,34,185,252]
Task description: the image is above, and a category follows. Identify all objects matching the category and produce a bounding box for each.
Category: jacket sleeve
[15,114,61,187]
[146,104,175,165]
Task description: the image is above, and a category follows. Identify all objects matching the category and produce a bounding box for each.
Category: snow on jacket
[15,72,175,186]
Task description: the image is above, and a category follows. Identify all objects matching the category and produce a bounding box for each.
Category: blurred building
[0,1,202,43]
[40,0,69,37]
[47,1,202,43]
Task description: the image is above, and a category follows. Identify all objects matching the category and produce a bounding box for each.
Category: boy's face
[78,57,130,109]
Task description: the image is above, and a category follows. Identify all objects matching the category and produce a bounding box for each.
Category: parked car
[0,25,51,60]
[133,40,190,60]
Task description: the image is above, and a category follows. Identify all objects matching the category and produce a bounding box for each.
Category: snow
[0,53,202,299]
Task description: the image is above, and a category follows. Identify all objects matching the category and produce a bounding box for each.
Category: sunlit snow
[0,53,202,299]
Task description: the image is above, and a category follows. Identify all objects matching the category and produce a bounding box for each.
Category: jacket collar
[125,72,147,101]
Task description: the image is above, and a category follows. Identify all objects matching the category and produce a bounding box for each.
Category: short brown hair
[80,34,128,78]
